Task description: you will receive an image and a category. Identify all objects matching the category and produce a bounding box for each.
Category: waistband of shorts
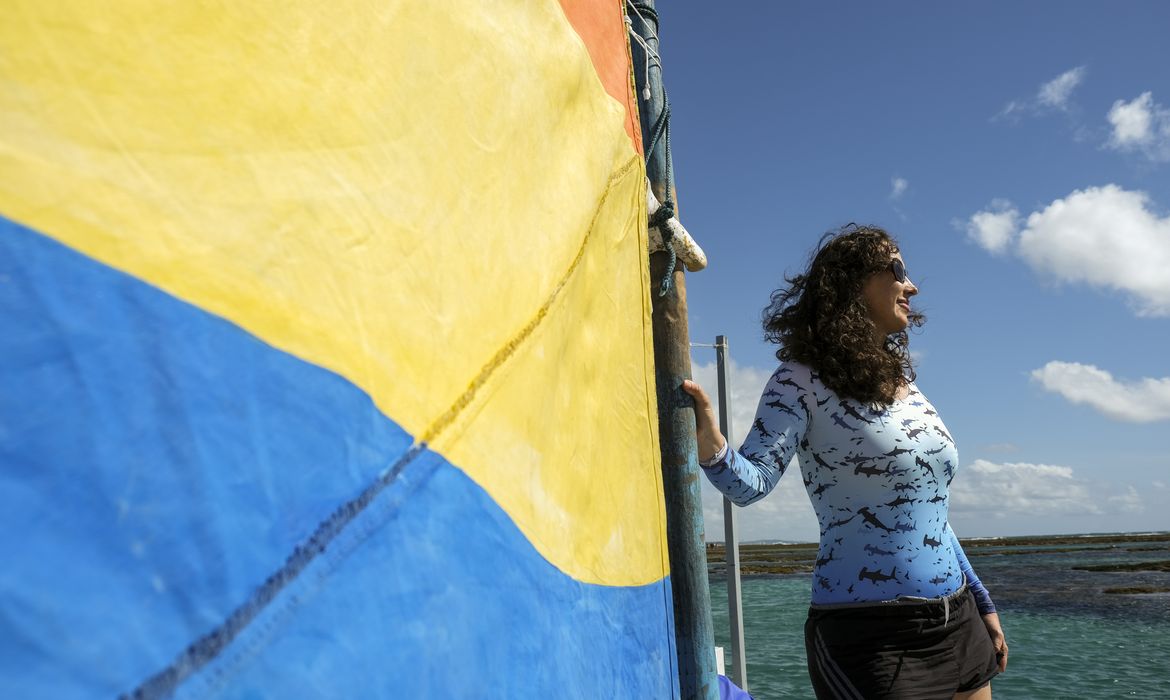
[809,583,968,611]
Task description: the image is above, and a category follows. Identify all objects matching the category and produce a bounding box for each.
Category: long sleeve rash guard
[702,362,995,614]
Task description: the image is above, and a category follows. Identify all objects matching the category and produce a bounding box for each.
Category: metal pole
[716,335,748,691]
[629,3,718,698]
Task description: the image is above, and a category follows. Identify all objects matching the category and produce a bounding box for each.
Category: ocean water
[709,537,1170,698]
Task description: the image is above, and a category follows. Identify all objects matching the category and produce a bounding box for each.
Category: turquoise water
[709,540,1170,698]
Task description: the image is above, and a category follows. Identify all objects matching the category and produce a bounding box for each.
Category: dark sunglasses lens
[891,259,906,282]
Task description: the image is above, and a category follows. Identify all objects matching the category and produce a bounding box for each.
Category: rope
[649,200,674,229]
[645,99,670,161]
[646,95,677,296]
[648,187,675,297]
[623,16,660,102]
[656,224,677,298]
[626,0,679,296]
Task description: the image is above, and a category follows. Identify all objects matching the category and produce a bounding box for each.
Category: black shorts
[804,587,1000,699]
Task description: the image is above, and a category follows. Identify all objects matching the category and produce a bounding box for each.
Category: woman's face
[861,251,918,337]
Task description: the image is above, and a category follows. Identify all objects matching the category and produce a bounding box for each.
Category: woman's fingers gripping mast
[682,379,726,462]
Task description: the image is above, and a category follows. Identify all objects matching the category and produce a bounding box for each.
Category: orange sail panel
[561,0,644,153]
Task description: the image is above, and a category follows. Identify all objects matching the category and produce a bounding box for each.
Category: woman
[684,225,1007,699]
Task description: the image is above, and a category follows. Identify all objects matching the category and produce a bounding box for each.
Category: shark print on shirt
[701,361,994,612]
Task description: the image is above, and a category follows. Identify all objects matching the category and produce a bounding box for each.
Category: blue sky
[658,2,1170,541]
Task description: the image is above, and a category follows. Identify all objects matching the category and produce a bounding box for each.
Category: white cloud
[965,185,1170,315]
[1106,92,1170,162]
[1030,361,1170,423]
[1107,486,1144,513]
[962,199,1020,254]
[1108,93,1154,145]
[890,177,909,200]
[994,100,1025,122]
[1038,66,1086,110]
[1017,185,1170,316]
[995,66,1085,121]
[951,459,1144,517]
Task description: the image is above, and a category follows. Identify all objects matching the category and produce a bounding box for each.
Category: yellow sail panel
[0,0,666,586]
[433,156,666,582]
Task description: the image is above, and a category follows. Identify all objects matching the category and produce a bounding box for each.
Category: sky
[654,2,1170,542]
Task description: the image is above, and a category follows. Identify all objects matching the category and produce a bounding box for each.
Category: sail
[0,1,677,696]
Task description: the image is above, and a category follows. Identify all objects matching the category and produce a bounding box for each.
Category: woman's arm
[981,611,1008,673]
[947,524,1008,672]
[682,365,810,506]
[946,524,996,614]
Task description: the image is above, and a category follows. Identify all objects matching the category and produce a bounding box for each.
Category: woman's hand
[981,612,1008,673]
[681,379,727,462]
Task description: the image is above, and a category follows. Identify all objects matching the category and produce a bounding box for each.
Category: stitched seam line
[125,444,424,700]
[124,154,642,699]
[420,154,640,444]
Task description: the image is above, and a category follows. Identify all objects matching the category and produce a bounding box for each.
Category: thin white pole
[715,335,747,690]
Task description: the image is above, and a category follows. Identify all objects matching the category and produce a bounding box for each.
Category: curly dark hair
[763,224,925,406]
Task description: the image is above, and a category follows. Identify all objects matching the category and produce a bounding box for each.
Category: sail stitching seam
[124,154,642,699]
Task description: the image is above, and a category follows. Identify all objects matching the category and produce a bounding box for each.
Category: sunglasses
[889,258,909,284]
